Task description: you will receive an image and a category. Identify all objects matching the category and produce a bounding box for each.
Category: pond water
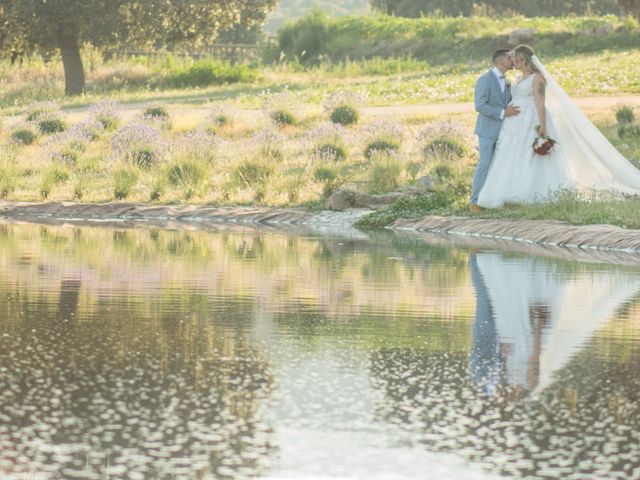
[0,223,639,480]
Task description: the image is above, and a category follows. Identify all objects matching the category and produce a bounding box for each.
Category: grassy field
[269,12,640,66]
[2,14,640,229]
[2,49,640,112]
[1,92,639,228]
[2,14,640,111]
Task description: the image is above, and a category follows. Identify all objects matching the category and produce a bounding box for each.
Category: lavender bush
[25,101,59,122]
[169,130,217,165]
[305,122,349,162]
[417,121,471,161]
[313,164,343,198]
[207,103,239,128]
[263,91,300,127]
[165,159,209,200]
[45,122,100,166]
[88,99,121,131]
[37,115,67,135]
[10,122,39,145]
[362,120,405,160]
[323,90,366,126]
[250,128,286,161]
[111,122,167,168]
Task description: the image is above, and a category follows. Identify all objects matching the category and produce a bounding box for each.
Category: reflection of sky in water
[0,224,639,479]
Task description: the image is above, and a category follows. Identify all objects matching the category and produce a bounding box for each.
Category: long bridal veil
[473,252,640,397]
[532,55,640,195]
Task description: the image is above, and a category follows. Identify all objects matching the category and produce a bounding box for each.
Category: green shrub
[166,159,208,199]
[364,139,400,161]
[276,9,331,65]
[312,143,347,162]
[270,109,297,127]
[213,115,231,128]
[144,106,169,119]
[40,165,70,199]
[168,61,258,88]
[11,128,38,145]
[368,152,403,194]
[113,166,139,199]
[283,174,305,203]
[357,183,469,228]
[313,164,342,198]
[616,106,636,126]
[131,148,157,169]
[233,159,275,188]
[76,156,102,173]
[423,137,467,160]
[0,165,17,198]
[431,163,454,180]
[73,177,88,200]
[150,178,166,201]
[330,105,359,126]
[25,102,58,121]
[38,117,67,134]
[58,148,80,166]
[406,161,424,181]
[96,114,120,131]
[618,124,640,139]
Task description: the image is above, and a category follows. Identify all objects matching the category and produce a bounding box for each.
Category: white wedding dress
[478,56,640,209]
[475,252,640,395]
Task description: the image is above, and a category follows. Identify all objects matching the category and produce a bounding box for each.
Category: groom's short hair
[492,49,510,63]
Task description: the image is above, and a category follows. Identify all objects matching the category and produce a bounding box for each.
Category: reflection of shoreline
[393,216,640,256]
[0,223,474,322]
[396,229,640,268]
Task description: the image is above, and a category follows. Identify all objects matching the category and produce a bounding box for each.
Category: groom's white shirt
[491,66,506,92]
[492,67,506,120]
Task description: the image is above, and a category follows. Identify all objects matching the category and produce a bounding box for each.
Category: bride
[477,44,640,209]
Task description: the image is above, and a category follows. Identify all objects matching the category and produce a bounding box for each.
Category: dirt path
[62,95,640,123]
[365,95,640,116]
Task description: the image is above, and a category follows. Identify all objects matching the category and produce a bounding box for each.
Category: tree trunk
[57,29,85,96]
[618,0,640,18]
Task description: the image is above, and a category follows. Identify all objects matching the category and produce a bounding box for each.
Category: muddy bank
[2,201,640,257]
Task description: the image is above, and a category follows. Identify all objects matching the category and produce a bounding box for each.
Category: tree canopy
[0,0,276,95]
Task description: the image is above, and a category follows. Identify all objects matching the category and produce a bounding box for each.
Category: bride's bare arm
[533,73,547,136]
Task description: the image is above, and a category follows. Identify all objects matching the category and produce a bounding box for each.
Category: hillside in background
[265,0,370,33]
[267,13,640,66]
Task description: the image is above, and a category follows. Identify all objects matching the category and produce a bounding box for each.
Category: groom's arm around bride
[470,49,520,212]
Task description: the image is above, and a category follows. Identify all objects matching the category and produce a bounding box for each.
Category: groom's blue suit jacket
[474,70,511,140]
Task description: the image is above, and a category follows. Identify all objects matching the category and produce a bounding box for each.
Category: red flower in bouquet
[532,125,556,156]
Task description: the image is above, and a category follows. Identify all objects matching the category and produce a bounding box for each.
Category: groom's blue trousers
[470,135,498,205]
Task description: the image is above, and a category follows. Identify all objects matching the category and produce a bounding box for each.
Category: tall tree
[0,0,276,95]
[619,0,640,18]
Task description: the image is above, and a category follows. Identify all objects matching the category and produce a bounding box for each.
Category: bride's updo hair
[513,44,540,73]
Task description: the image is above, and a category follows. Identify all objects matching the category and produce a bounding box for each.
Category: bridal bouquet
[532,125,556,156]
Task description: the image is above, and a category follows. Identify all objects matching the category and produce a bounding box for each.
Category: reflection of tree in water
[370,348,640,478]
[0,291,275,479]
[0,224,477,325]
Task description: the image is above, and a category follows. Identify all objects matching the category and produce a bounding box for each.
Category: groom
[470,49,520,212]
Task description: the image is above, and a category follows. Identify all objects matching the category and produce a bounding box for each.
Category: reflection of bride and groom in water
[468,251,640,401]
